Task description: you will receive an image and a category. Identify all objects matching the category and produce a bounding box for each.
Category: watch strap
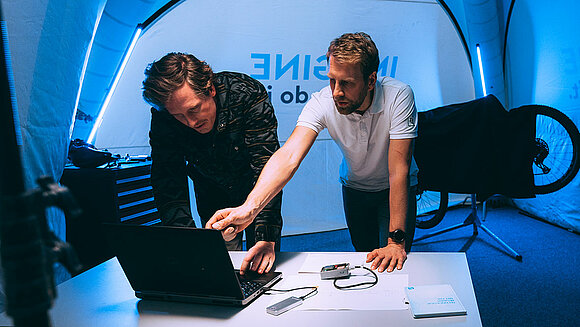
[389,229,406,243]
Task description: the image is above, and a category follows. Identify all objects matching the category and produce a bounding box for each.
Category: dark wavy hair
[142,52,214,110]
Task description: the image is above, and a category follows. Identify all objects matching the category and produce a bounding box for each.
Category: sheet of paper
[298,253,369,273]
[269,273,409,311]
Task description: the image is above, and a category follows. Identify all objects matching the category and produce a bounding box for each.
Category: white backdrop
[95,0,474,235]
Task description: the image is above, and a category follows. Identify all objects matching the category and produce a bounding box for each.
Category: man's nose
[185,116,198,128]
[333,85,344,98]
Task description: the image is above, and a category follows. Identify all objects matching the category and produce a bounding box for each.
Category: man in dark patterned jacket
[142,52,282,274]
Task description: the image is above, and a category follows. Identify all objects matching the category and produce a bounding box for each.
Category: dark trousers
[193,183,254,251]
[342,185,417,252]
[193,178,281,251]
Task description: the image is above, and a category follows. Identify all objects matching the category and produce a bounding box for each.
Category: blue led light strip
[476,44,487,96]
[87,25,142,144]
[70,10,104,139]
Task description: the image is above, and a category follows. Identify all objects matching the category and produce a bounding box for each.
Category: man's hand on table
[366,243,407,273]
[240,241,275,275]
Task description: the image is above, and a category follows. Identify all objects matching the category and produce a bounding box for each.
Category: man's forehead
[327,73,358,82]
[328,56,364,78]
[327,66,362,81]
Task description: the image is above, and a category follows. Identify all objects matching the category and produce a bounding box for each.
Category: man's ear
[368,71,377,90]
[209,84,216,97]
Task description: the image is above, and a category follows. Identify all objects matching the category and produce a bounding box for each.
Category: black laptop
[103,223,282,306]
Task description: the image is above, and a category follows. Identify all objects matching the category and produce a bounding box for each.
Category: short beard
[335,99,363,115]
[334,80,369,115]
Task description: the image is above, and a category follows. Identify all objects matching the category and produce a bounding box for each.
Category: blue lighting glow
[71,11,103,139]
[88,25,143,144]
[2,20,22,146]
[476,44,487,97]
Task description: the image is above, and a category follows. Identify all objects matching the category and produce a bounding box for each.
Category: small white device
[266,296,303,316]
[320,263,351,280]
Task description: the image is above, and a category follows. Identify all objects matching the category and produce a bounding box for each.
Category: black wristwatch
[388,229,406,243]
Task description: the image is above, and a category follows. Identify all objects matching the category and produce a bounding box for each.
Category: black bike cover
[415,94,536,200]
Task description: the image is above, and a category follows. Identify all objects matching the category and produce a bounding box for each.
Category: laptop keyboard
[240,280,264,298]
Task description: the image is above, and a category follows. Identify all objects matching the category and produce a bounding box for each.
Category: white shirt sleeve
[296,90,327,134]
[389,85,418,139]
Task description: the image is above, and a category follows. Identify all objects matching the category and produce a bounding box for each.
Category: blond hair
[326,32,379,79]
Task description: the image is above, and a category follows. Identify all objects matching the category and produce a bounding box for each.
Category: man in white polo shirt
[207,32,418,273]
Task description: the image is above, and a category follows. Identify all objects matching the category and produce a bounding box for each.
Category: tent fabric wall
[93,0,474,235]
[506,0,580,232]
[72,0,169,141]
[0,0,106,298]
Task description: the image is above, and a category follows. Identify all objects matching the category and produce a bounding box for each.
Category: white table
[1,252,481,326]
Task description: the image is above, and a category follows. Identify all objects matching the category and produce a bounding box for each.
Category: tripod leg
[468,194,479,236]
[414,221,472,242]
[482,200,487,222]
[479,224,523,261]
[415,202,479,242]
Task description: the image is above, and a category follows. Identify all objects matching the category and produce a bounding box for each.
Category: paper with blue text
[405,284,467,318]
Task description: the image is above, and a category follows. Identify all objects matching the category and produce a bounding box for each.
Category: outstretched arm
[206,126,317,236]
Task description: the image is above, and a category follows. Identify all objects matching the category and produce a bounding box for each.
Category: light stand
[414,193,522,261]
[415,44,522,261]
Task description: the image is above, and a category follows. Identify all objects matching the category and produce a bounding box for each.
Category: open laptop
[103,223,282,306]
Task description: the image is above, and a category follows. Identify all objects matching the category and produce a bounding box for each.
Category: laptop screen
[104,224,245,299]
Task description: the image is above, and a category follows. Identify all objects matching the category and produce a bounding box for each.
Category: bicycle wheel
[415,190,448,229]
[522,105,580,194]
